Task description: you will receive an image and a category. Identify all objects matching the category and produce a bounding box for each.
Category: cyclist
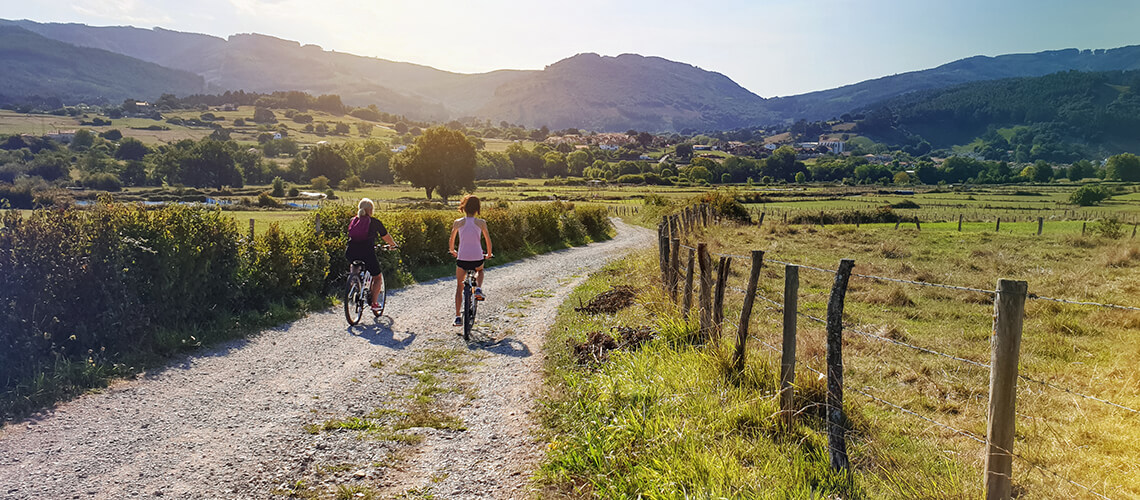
[345,198,397,311]
[449,195,493,327]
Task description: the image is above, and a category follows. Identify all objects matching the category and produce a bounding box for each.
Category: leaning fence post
[1037,217,1043,236]
[780,264,799,427]
[995,218,1001,232]
[682,247,696,319]
[826,259,856,472]
[1132,224,1137,239]
[758,212,765,228]
[985,279,1027,500]
[732,251,763,373]
[698,243,714,343]
[914,216,921,231]
[669,238,681,301]
[713,256,731,338]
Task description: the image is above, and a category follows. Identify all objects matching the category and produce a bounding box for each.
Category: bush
[81,172,123,191]
[287,187,300,197]
[311,176,330,191]
[257,192,280,207]
[271,176,286,197]
[1069,184,1111,206]
[341,174,363,191]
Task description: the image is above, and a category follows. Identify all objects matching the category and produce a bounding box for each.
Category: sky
[2,0,1139,97]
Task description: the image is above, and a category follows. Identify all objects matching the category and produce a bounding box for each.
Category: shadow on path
[348,315,416,350]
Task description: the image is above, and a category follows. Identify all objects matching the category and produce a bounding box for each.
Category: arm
[381,234,397,248]
[480,219,493,258]
[448,222,459,258]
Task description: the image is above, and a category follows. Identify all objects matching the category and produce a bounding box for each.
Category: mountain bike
[459,253,491,341]
[345,245,395,326]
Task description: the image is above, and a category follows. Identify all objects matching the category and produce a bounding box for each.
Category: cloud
[72,0,175,25]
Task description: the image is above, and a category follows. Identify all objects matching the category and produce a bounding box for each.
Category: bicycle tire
[345,276,363,325]
[372,274,386,318]
[462,281,474,340]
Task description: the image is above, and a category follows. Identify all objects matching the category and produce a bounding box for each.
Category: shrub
[311,176,330,191]
[288,187,300,197]
[81,172,123,191]
[1069,185,1111,206]
[257,192,280,207]
[271,176,286,197]
[342,175,363,191]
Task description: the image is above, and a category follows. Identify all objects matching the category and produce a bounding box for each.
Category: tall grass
[537,254,971,498]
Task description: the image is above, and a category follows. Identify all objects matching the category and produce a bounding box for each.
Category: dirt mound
[571,326,655,364]
[574,285,636,314]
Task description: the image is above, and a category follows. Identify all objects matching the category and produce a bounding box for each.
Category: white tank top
[457,217,484,261]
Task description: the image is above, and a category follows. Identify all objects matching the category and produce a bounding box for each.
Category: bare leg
[370,274,383,306]
[476,267,484,288]
[454,267,464,317]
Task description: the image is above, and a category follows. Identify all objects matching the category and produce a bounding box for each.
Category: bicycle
[345,245,396,326]
[459,253,491,341]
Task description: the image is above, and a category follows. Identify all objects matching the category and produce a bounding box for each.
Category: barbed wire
[725,286,1139,415]
[851,273,995,295]
[1026,293,1140,313]
[852,386,986,444]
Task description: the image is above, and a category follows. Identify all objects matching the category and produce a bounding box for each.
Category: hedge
[0,200,612,416]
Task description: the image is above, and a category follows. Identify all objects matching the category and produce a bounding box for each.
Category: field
[539,204,1140,497]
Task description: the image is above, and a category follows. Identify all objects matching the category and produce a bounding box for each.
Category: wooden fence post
[732,251,763,373]
[669,238,681,301]
[995,218,1001,232]
[780,264,799,427]
[758,212,765,228]
[698,243,714,343]
[713,256,731,338]
[826,259,856,472]
[658,220,670,288]
[985,279,1027,500]
[315,213,321,234]
[682,247,696,319]
[1082,221,1087,235]
[249,218,255,241]
[914,216,921,231]
[959,214,963,232]
[1132,224,1137,239]
[1037,217,1043,236]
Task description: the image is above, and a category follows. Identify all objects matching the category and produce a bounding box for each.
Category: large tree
[1105,153,1140,181]
[306,144,350,184]
[391,127,475,201]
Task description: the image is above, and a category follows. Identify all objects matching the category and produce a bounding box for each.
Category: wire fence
[658,209,1138,498]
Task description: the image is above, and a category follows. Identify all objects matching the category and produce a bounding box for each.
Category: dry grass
[677,220,1140,499]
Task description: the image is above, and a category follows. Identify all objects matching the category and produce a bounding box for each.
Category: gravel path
[0,219,652,500]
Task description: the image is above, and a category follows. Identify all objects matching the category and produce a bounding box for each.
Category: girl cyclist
[449,195,493,327]
[345,198,398,311]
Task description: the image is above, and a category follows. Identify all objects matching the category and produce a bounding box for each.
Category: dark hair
[458,195,480,215]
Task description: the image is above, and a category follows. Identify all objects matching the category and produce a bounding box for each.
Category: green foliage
[271,176,286,197]
[80,172,122,191]
[1092,217,1126,239]
[310,176,330,191]
[306,144,350,184]
[391,127,476,201]
[1069,184,1112,206]
[1105,153,1140,181]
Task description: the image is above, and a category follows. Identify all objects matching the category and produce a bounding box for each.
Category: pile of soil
[571,326,655,364]
[575,285,636,314]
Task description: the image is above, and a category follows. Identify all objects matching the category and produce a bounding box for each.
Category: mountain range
[2,18,1140,133]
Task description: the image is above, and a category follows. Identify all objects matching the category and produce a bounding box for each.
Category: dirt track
[0,219,652,500]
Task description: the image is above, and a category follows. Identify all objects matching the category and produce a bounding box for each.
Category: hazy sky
[3,0,1139,97]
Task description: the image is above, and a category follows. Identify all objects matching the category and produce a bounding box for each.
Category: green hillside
[855,69,1140,161]
[0,26,206,105]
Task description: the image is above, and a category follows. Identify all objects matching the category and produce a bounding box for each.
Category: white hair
[357,198,374,218]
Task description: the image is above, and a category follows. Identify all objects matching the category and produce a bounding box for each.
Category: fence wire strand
[1027,293,1140,313]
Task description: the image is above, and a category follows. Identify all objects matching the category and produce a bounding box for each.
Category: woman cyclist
[449,195,493,327]
[345,198,397,311]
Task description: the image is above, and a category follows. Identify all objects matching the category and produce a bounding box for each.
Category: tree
[762,146,802,181]
[306,144,350,184]
[543,151,568,177]
[271,176,286,197]
[1105,153,1140,181]
[100,129,123,141]
[794,172,806,183]
[674,143,693,160]
[393,122,409,134]
[114,137,150,161]
[253,107,276,123]
[1032,160,1054,182]
[566,150,590,176]
[357,123,374,136]
[70,129,95,151]
[390,126,476,201]
[893,171,911,185]
[180,139,244,188]
[506,143,543,177]
[334,122,350,135]
[689,166,711,183]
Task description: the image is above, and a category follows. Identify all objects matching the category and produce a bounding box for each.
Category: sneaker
[454,316,462,327]
[474,287,485,301]
[371,302,382,311]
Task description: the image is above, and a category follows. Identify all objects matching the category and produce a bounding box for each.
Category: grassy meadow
[538,203,1140,498]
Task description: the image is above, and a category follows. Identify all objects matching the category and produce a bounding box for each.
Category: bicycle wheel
[344,276,363,325]
[462,281,474,340]
[372,274,386,317]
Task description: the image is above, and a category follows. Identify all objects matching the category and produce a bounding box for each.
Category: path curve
[0,219,653,499]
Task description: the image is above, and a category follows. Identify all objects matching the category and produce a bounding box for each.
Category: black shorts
[456,259,484,272]
[346,247,381,276]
